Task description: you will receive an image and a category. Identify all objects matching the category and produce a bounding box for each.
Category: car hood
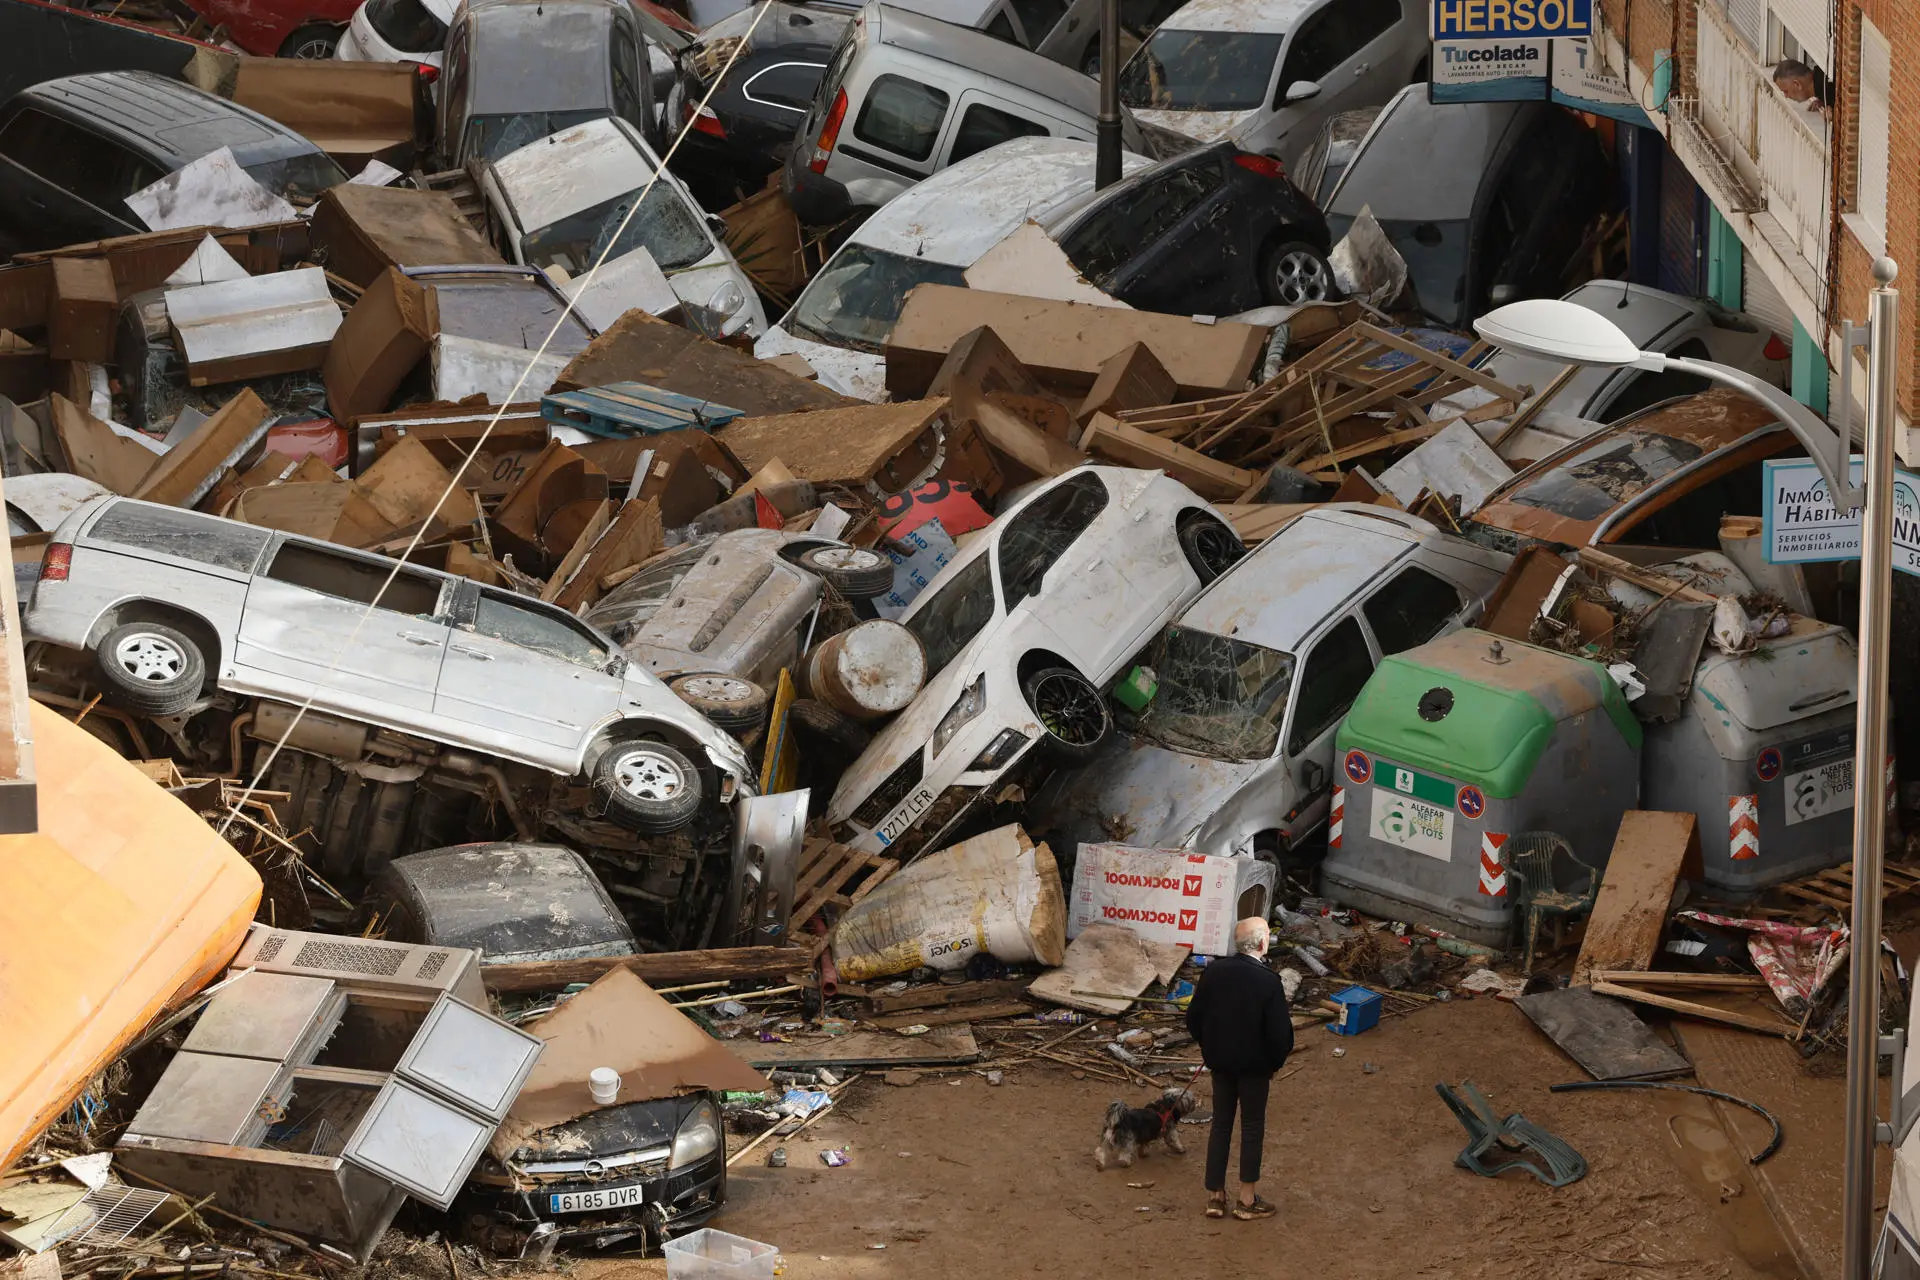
[669,258,769,338]
[1132,107,1258,145]
[753,325,887,401]
[1041,731,1262,853]
[827,629,1001,824]
[497,1094,698,1164]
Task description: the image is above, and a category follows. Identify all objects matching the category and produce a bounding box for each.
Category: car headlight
[670,1098,721,1170]
[967,728,1027,773]
[708,278,747,318]
[931,675,987,760]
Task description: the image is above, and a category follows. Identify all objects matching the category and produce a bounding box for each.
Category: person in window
[1771,60,1831,119]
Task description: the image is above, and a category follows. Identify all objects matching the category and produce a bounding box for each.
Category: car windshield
[522,184,712,274]
[1132,626,1294,761]
[783,244,968,352]
[242,153,349,204]
[583,539,712,643]
[1503,430,1708,521]
[467,110,608,164]
[903,554,995,679]
[1324,213,1471,327]
[1119,30,1282,111]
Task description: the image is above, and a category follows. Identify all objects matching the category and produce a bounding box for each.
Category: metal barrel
[801,620,927,721]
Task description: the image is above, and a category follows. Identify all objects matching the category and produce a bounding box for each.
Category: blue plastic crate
[1326,985,1383,1036]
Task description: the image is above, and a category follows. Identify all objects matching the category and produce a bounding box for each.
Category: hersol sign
[1432,0,1591,39]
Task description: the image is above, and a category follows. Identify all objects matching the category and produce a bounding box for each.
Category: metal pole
[1094,0,1121,189]
[1843,256,1899,1280]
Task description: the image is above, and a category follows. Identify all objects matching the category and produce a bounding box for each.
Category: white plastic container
[663,1228,780,1280]
[589,1067,621,1105]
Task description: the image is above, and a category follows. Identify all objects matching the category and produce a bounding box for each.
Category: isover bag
[832,824,1066,981]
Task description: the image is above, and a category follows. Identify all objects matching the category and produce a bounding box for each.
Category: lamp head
[1474,298,1644,367]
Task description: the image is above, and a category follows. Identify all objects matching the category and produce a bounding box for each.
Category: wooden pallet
[789,837,898,938]
[1776,861,1920,910]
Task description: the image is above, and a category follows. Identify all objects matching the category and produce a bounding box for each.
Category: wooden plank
[1590,982,1795,1036]
[843,857,898,911]
[1574,810,1700,982]
[864,999,1034,1030]
[730,1025,980,1069]
[865,977,1034,1015]
[1577,547,1722,605]
[1351,323,1524,402]
[1296,420,1448,476]
[789,849,875,934]
[1077,412,1258,500]
[482,946,811,993]
[1590,970,1771,988]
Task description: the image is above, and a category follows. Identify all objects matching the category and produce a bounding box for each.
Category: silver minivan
[24,498,756,835]
[782,2,1148,224]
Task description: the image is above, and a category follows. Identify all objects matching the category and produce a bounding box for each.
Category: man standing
[1185,917,1293,1220]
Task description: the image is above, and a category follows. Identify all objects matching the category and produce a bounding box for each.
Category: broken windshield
[1133,627,1294,761]
[1506,431,1707,522]
[784,245,968,352]
[1119,31,1282,111]
[521,183,711,275]
[904,554,995,679]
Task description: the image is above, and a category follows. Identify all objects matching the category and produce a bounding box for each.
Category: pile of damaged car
[5,0,1913,1272]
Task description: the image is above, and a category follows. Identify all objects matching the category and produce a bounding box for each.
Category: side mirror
[1284,79,1321,104]
[708,213,729,237]
[1302,758,1326,795]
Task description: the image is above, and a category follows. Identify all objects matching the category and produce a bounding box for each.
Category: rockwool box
[1068,844,1277,957]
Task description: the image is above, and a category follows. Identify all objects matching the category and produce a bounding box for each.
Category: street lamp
[1479,273,1900,1280]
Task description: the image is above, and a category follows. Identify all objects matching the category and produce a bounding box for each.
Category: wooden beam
[1297,420,1448,476]
[482,946,812,993]
[1590,981,1796,1036]
[1590,970,1770,988]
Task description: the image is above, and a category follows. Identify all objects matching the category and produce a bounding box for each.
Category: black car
[669,2,848,208]
[1322,86,1615,328]
[1052,140,1337,313]
[0,71,347,253]
[365,843,728,1256]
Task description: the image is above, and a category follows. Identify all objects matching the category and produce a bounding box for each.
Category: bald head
[1233,917,1270,957]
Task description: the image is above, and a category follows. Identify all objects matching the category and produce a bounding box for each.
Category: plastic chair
[1504,832,1599,973]
[1435,1080,1588,1187]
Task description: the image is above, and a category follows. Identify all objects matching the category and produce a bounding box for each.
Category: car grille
[851,754,923,829]
[886,785,980,862]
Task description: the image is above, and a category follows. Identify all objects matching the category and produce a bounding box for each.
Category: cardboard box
[490,440,609,573]
[322,268,437,425]
[579,431,748,527]
[230,57,420,170]
[311,185,503,289]
[167,267,342,386]
[48,258,116,364]
[885,285,1268,401]
[1067,843,1277,957]
[554,308,853,416]
[50,395,160,496]
[134,388,272,509]
[717,399,951,490]
[1076,341,1175,424]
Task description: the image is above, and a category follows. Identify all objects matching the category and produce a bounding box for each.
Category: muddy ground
[572,997,1821,1280]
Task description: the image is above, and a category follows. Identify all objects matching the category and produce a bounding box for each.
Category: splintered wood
[790,837,899,948]
[1110,322,1524,484]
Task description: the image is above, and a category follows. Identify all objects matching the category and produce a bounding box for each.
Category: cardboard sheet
[126,148,296,232]
[1027,922,1177,1017]
[963,222,1127,309]
[166,267,341,385]
[506,968,770,1133]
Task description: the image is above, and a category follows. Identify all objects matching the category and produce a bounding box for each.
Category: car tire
[669,672,771,736]
[96,622,206,718]
[1021,665,1110,766]
[1177,514,1245,584]
[794,544,896,598]
[594,739,705,834]
[1262,240,1338,306]
[279,22,342,57]
[786,697,872,756]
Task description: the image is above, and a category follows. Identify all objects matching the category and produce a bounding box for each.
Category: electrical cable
[1549,1079,1784,1163]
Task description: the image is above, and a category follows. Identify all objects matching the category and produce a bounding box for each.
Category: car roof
[1149,0,1320,34]
[1327,84,1531,221]
[1477,282,1710,415]
[1176,506,1430,652]
[490,117,658,231]
[15,71,321,169]
[865,3,1102,113]
[849,136,1150,265]
[468,0,621,109]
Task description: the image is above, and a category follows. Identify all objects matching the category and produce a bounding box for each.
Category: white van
[756,135,1150,398]
[782,3,1148,226]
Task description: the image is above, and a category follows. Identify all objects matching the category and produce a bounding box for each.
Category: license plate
[874,783,938,846]
[1784,758,1853,826]
[548,1183,644,1214]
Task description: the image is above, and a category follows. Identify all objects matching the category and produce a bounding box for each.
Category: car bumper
[461,1153,725,1255]
[835,736,1039,860]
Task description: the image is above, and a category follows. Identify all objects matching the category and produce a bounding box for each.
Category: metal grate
[291,938,408,976]
[252,934,286,963]
[60,1185,173,1247]
[416,950,449,981]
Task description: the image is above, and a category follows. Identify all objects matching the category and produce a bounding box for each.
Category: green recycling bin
[1322,630,1643,948]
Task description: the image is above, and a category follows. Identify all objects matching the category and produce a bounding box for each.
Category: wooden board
[553,308,854,415]
[1027,922,1162,1015]
[1573,811,1700,983]
[865,977,1034,1015]
[1077,412,1257,500]
[863,999,1034,1030]
[730,1025,980,1068]
[717,399,948,487]
[789,838,897,936]
[481,946,811,993]
[1515,985,1692,1080]
[1590,981,1796,1036]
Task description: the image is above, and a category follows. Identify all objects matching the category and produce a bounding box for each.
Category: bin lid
[1694,621,1856,732]
[1337,630,1640,798]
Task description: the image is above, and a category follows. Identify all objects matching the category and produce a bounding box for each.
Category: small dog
[1093,1087,1197,1170]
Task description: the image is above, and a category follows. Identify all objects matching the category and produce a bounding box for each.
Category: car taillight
[1233,152,1285,178]
[40,543,70,582]
[1763,334,1791,361]
[412,61,439,83]
[687,102,727,137]
[810,88,847,175]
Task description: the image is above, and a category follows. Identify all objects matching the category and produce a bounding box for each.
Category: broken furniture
[1435,1080,1587,1186]
[1504,832,1599,972]
[114,926,543,1261]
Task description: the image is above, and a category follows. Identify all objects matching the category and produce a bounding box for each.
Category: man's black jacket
[1185,952,1294,1075]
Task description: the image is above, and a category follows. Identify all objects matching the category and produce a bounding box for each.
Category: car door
[836,68,952,190]
[434,585,625,761]
[994,472,1135,682]
[233,538,454,720]
[1094,156,1237,313]
[1248,0,1403,163]
[1279,613,1379,841]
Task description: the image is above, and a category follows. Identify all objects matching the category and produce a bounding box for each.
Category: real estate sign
[1762,455,1920,577]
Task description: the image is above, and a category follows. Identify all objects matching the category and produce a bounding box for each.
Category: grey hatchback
[0,71,347,252]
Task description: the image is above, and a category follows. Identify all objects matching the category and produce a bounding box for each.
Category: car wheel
[594,739,705,834]
[96,622,206,718]
[1177,514,1245,583]
[1022,665,1110,765]
[1262,241,1338,306]
[279,22,342,57]
[669,672,771,736]
[794,545,897,598]
[786,697,872,756]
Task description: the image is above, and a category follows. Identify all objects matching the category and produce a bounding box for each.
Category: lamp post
[1094,0,1121,188]
[1478,271,1901,1280]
